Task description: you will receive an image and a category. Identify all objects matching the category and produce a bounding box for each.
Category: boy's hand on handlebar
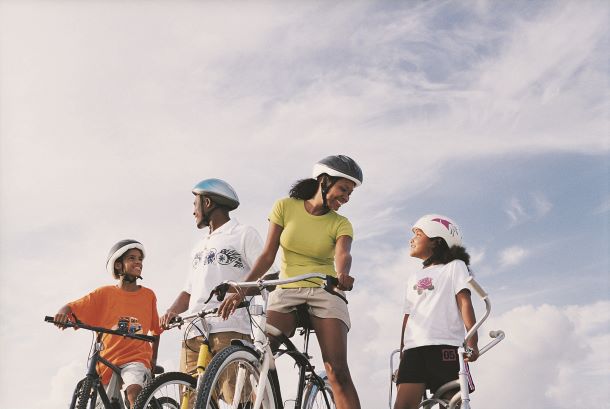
[53,313,74,330]
[218,293,244,320]
[336,273,354,291]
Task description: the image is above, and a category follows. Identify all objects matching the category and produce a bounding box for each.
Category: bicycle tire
[195,345,280,409]
[133,371,197,409]
[302,375,335,409]
[76,377,95,409]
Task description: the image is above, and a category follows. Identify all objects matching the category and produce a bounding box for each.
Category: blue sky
[0,1,608,408]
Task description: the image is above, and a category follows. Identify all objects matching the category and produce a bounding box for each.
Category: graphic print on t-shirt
[414,277,435,295]
[192,248,244,269]
[113,316,143,334]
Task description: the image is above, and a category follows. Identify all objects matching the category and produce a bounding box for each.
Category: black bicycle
[44,315,167,409]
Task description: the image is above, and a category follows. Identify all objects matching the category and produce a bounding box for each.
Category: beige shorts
[267,287,351,330]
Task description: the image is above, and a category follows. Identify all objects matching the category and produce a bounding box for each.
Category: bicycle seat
[294,304,312,331]
[153,365,165,375]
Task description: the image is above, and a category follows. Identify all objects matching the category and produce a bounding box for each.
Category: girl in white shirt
[394,214,479,409]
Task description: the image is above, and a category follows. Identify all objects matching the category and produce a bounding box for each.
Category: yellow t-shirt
[68,285,162,384]
[269,197,353,288]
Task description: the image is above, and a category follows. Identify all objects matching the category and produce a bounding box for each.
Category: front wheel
[195,345,279,409]
[302,374,335,409]
[75,377,96,409]
[133,371,197,409]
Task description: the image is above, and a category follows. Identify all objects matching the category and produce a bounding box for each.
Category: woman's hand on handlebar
[336,273,354,291]
[218,292,245,320]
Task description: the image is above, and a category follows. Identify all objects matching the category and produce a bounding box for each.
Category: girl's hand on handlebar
[336,273,354,291]
[218,293,244,320]
[465,345,479,362]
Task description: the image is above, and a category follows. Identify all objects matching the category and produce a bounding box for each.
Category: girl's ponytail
[423,238,471,269]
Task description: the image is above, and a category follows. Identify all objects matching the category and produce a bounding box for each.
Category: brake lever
[323,276,348,304]
[204,282,231,303]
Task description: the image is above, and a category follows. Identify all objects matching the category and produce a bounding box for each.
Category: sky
[0,1,608,408]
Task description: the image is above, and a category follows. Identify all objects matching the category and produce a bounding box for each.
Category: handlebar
[464,277,491,345]
[208,273,348,304]
[44,316,156,343]
[163,301,253,330]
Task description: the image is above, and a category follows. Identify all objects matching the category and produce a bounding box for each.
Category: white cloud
[594,197,610,214]
[471,302,610,408]
[0,1,608,408]
[505,197,527,226]
[532,192,553,217]
[505,193,553,226]
[498,246,529,267]
[42,361,83,409]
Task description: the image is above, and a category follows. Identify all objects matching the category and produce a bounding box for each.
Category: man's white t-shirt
[402,260,471,349]
[184,219,265,338]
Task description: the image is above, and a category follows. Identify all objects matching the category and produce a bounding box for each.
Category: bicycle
[133,302,257,409]
[193,272,346,409]
[44,315,161,409]
[388,277,506,409]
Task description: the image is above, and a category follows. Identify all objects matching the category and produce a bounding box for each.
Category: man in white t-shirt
[160,178,272,383]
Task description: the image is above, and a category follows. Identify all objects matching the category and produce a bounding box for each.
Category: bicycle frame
[164,308,215,408]
[45,316,156,409]
[76,339,125,409]
[215,273,339,409]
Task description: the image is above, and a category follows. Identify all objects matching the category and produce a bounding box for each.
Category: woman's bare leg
[310,316,361,409]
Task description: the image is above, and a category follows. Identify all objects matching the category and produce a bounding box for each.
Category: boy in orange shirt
[54,239,162,408]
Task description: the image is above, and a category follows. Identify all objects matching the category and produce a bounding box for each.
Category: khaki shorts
[180,332,252,406]
[267,287,351,330]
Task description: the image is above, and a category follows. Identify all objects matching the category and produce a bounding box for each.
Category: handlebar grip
[467,277,488,298]
[489,330,505,338]
[236,301,250,309]
[168,316,183,325]
[44,316,54,322]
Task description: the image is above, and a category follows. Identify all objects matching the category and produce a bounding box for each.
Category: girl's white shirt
[402,260,471,349]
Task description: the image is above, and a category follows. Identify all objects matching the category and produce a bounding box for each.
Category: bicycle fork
[230,344,273,409]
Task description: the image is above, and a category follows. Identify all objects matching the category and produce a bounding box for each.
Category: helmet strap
[320,176,337,210]
[200,196,221,230]
[116,262,142,283]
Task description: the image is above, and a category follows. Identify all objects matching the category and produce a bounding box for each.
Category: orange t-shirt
[68,285,162,384]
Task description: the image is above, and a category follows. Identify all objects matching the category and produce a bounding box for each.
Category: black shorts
[396,345,474,394]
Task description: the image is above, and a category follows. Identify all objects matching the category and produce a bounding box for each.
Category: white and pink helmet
[412,214,463,248]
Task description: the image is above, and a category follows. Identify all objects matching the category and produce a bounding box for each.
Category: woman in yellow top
[220,154,363,409]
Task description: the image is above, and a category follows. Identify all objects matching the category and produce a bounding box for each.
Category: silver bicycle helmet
[312,155,363,186]
[192,178,240,210]
[106,239,145,278]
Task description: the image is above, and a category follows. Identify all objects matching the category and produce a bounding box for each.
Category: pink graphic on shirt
[414,277,435,295]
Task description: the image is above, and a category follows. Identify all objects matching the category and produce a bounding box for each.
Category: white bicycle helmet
[192,178,240,210]
[312,155,363,187]
[412,214,463,248]
[106,239,145,278]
